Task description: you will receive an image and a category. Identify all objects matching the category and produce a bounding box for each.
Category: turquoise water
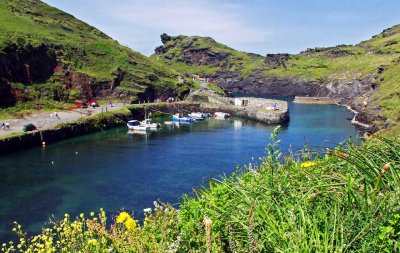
[0,97,359,240]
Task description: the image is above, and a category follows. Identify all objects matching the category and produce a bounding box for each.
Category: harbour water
[0,96,359,240]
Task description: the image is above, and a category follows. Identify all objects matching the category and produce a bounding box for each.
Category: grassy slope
[153,27,400,133]
[0,0,194,114]
[152,36,265,77]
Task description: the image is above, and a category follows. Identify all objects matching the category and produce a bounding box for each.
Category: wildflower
[300,161,316,169]
[124,218,136,231]
[88,239,97,245]
[116,212,130,224]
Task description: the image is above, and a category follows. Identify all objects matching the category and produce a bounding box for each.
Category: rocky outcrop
[0,81,16,106]
[214,73,327,96]
[155,34,232,67]
[264,54,290,69]
[0,43,57,84]
[300,45,354,58]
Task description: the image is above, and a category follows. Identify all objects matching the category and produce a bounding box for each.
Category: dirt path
[0,103,126,137]
[189,81,208,97]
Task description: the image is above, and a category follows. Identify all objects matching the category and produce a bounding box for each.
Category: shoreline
[0,99,289,155]
[293,96,371,130]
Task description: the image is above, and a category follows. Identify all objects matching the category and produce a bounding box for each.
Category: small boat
[173,113,193,123]
[127,120,150,131]
[202,112,212,118]
[140,119,161,129]
[188,112,205,121]
[213,112,230,119]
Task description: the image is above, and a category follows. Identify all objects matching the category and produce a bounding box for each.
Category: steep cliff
[0,0,195,109]
[153,28,400,133]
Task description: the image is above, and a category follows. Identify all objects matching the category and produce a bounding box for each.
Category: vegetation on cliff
[2,130,400,252]
[153,26,400,134]
[0,0,195,112]
[152,33,264,77]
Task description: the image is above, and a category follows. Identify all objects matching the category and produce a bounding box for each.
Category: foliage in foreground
[2,130,400,252]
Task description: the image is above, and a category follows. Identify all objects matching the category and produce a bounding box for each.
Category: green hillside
[153,28,400,134]
[0,0,195,114]
[152,34,265,77]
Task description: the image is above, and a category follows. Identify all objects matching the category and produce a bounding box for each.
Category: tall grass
[2,130,400,252]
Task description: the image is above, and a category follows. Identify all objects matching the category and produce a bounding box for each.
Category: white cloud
[95,0,272,54]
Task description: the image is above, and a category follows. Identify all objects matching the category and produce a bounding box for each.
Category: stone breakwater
[201,97,289,125]
[293,96,340,104]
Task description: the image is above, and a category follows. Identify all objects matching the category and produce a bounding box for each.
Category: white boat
[213,112,230,119]
[188,112,204,118]
[188,112,205,121]
[140,119,161,129]
[173,113,193,123]
[127,120,150,131]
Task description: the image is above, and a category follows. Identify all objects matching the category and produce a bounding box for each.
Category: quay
[0,91,289,155]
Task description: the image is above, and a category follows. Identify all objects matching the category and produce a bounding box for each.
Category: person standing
[5,121,9,130]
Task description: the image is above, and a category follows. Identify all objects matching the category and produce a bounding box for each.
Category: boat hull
[127,125,149,131]
[173,115,193,122]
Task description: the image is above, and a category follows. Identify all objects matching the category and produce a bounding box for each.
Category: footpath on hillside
[0,103,126,137]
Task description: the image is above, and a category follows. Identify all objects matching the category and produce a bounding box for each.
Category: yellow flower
[124,218,136,231]
[116,212,130,224]
[88,239,97,245]
[300,161,316,169]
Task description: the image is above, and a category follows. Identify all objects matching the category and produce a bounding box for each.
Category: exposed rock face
[53,63,114,100]
[155,34,231,67]
[0,81,16,106]
[264,54,290,69]
[300,45,354,58]
[214,73,327,96]
[0,43,57,84]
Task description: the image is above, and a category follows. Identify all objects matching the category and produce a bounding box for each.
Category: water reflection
[0,102,358,241]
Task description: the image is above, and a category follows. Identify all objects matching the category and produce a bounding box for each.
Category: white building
[234,98,249,107]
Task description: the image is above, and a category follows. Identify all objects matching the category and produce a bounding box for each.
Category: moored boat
[213,112,230,119]
[140,119,161,129]
[173,113,193,123]
[127,120,150,131]
[188,112,205,121]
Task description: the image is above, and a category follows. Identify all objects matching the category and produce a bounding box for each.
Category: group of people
[1,121,10,130]
[50,112,60,119]
[167,97,175,103]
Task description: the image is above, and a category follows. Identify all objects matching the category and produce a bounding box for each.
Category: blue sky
[43,0,400,56]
